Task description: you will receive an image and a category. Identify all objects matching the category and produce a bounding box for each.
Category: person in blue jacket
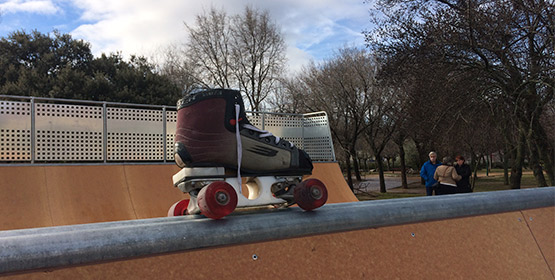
[420,151,442,196]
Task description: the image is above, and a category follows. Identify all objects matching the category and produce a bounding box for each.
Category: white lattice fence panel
[165,110,177,160]
[303,113,335,161]
[106,108,164,161]
[35,103,103,161]
[0,101,32,161]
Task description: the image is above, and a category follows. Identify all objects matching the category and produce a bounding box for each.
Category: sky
[0,0,372,73]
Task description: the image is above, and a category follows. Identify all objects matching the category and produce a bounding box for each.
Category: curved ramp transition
[1,164,552,279]
[0,162,356,230]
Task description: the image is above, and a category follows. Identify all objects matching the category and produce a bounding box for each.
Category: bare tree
[185,8,234,89]
[230,6,287,111]
[152,43,198,95]
[182,6,286,110]
[293,48,377,190]
[267,76,305,113]
[364,85,401,193]
[366,0,554,188]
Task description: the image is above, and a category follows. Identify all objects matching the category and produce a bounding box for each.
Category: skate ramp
[1,192,553,279]
[0,162,355,230]
[3,163,552,279]
[0,164,182,230]
[305,162,357,203]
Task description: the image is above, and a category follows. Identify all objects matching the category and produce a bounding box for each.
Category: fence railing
[0,95,336,164]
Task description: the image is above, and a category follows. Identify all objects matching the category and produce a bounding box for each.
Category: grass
[355,169,544,201]
[471,170,540,192]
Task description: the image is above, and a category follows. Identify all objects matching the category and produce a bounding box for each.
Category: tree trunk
[471,153,482,192]
[376,154,387,193]
[399,141,408,189]
[538,142,555,186]
[510,132,525,189]
[350,147,362,182]
[392,157,396,171]
[485,154,490,176]
[363,158,368,172]
[533,125,555,186]
[345,151,354,191]
[527,137,547,187]
[501,149,509,185]
[540,146,555,186]
[502,128,516,186]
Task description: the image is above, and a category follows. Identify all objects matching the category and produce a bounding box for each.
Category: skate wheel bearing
[198,181,238,219]
[294,178,328,211]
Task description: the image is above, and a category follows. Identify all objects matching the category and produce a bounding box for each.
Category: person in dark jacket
[455,155,472,193]
[420,151,442,196]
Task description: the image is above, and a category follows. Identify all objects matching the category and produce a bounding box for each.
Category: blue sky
[0,0,372,73]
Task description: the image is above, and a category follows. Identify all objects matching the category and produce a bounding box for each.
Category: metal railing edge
[0,187,553,274]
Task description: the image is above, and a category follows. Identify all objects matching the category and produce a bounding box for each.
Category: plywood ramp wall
[3,207,553,279]
[0,162,355,230]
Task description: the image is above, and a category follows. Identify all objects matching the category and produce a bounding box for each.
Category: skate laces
[242,123,294,147]
[234,105,296,190]
[235,104,243,193]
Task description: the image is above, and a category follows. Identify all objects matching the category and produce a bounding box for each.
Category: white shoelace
[234,105,242,193]
[242,123,294,147]
[233,105,297,190]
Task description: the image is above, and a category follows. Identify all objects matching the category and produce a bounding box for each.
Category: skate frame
[173,167,299,209]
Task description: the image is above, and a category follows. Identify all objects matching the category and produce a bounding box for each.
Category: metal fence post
[162,106,167,163]
[102,102,107,163]
[30,97,35,164]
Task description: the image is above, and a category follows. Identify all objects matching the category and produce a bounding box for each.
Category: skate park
[0,95,554,279]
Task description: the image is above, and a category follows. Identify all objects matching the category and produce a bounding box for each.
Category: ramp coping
[0,187,553,274]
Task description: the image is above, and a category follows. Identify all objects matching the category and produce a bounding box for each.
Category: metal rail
[0,94,324,116]
[0,187,553,274]
[0,94,173,109]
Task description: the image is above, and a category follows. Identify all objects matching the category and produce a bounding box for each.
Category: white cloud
[285,44,313,74]
[66,0,370,72]
[0,0,59,14]
[71,0,192,58]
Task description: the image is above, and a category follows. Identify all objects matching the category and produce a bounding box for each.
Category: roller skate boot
[168,89,327,219]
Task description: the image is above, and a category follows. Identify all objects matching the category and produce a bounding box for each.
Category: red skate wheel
[198,181,238,219]
[168,199,190,216]
[294,179,328,211]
